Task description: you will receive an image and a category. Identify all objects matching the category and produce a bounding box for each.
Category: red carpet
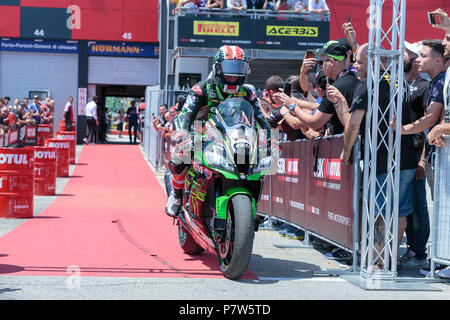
[0,145,256,279]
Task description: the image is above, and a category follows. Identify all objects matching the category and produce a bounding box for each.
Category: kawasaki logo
[35,151,56,160]
[0,153,29,165]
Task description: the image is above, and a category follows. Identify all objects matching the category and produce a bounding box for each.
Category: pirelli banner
[177,16,329,50]
[257,135,355,249]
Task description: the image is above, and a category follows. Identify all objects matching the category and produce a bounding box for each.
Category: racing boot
[165,188,183,217]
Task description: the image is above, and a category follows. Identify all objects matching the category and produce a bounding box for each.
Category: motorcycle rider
[165,45,273,217]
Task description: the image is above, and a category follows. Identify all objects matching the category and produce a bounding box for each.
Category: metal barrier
[257,134,361,273]
[1,125,38,148]
[429,136,450,279]
[177,7,330,21]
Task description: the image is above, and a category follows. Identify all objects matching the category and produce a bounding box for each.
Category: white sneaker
[436,266,450,279]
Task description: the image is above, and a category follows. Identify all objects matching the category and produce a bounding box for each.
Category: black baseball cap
[310,70,327,91]
[315,41,347,61]
[336,38,353,52]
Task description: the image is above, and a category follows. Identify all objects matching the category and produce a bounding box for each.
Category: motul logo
[0,153,29,165]
[49,142,69,149]
[313,158,341,181]
[35,151,56,160]
[38,127,51,132]
[58,135,75,140]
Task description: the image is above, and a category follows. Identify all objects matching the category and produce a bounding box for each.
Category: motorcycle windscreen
[216,98,254,128]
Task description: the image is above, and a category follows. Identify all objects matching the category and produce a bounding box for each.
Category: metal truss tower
[359,0,406,285]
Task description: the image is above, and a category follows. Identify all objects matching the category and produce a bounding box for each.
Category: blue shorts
[375,168,416,218]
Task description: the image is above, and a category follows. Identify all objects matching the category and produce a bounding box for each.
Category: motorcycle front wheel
[217,194,255,280]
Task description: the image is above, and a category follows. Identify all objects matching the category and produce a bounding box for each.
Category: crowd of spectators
[171,0,329,15]
[153,96,185,168]
[0,95,55,137]
[254,8,450,276]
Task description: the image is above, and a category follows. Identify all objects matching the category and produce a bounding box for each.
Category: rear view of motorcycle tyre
[217,194,255,280]
[178,225,205,255]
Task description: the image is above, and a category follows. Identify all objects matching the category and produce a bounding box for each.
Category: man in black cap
[280,41,358,135]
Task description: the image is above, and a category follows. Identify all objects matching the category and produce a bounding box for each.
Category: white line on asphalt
[257,277,346,282]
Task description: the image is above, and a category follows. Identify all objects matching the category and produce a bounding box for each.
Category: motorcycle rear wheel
[217,194,255,280]
[178,224,204,255]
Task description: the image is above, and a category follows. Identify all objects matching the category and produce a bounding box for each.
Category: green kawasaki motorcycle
[165,98,273,279]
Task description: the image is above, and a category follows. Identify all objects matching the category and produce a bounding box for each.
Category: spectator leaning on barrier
[391,40,447,198]
[207,0,224,8]
[263,75,306,142]
[246,0,265,10]
[275,0,289,10]
[308,0,328,21]
[295,41,358,135]
[399,40,432,269]
[228,0,247,11]
[28,95,42,125]
[289,0,307,13]
[12,98,20,112]
[263,0,275,10]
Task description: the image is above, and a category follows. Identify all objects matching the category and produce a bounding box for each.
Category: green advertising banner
[177,15,329,50]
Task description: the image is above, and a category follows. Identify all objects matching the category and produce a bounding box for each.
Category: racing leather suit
[169,77,271,191]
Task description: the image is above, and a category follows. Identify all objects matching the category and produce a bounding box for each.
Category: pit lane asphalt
[0,135,449,300]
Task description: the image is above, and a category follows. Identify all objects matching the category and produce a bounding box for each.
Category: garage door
[0,51,78,130]
[88,56,158,86]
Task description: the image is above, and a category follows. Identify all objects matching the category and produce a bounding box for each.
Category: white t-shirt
[308,0,328,11]
[289,0,307,11]
[227,0,247,9]
[85,101,97,120]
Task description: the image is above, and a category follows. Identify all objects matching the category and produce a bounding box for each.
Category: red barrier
[55,131,76,164]
[45,139,70,177]
[37,124,53,146]
[257,136,355,249]
[0,148,35,218]
[26,146,57,196]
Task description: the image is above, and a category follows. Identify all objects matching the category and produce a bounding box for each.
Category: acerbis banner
[257,135,355,249]
[177,16,329,50]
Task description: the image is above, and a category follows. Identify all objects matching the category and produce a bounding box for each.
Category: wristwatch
[288,103,296,112]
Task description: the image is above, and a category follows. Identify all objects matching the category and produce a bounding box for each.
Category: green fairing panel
[215,186,256,220]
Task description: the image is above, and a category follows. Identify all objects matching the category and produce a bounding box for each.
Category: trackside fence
[256,134,361,271]
[429,136,450,279]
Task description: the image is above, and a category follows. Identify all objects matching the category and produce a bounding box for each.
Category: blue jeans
[405,167,430,260]
[375,168,416,218]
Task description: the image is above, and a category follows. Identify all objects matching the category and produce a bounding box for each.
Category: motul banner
[257,136,355,249]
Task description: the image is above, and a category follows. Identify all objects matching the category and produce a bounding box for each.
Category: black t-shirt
[318,70,358,135]
[350,76,418,174]
[408,77,429,154]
